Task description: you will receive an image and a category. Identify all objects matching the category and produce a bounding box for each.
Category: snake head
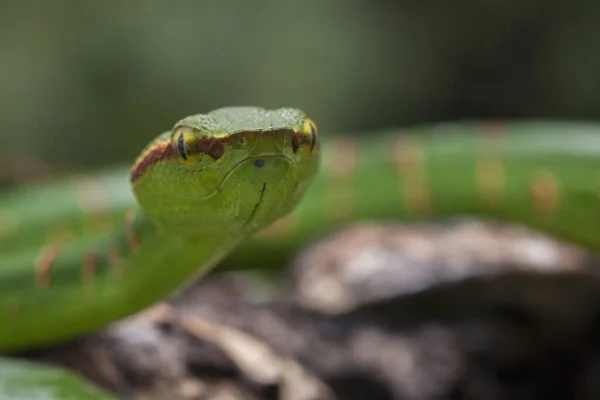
[130,107,320,236]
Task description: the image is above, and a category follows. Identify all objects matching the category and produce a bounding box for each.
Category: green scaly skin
[0,107,320,399]
[2,112,600,399]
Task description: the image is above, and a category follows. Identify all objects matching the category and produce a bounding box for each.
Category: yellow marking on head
[301,118,319,156]
[35,244,60,287]
[476,157,505,208]
[4,299,21,315]
[325,139,357,222]
[531,170,560,213]
[124,209,140,253]
[173,127,204,166]
[393,138,432,215]
[108,248,123,278]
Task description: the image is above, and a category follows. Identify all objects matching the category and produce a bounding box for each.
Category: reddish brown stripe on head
[130,142,174,183]
[194,136,225,160]
[130,135,228,183]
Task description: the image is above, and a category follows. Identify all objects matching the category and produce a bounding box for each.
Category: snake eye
[303,118,318,153]
[172,127,202,165]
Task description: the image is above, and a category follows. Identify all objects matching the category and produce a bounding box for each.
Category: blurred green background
[1,0,599,172]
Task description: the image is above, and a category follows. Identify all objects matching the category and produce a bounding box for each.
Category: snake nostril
[253,159,266,168]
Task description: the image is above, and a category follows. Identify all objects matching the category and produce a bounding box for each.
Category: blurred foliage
[1,0,600,170]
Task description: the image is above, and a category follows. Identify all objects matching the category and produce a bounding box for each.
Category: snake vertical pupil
[309,125,317,152]
[254,159,266,168]
[177,133,187,160]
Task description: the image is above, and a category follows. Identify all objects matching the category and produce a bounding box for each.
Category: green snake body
[0,107,320,351]
[1,108,600,398]
[229,121,600,267]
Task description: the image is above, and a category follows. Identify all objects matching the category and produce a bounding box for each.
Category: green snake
[1,106,600,399]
